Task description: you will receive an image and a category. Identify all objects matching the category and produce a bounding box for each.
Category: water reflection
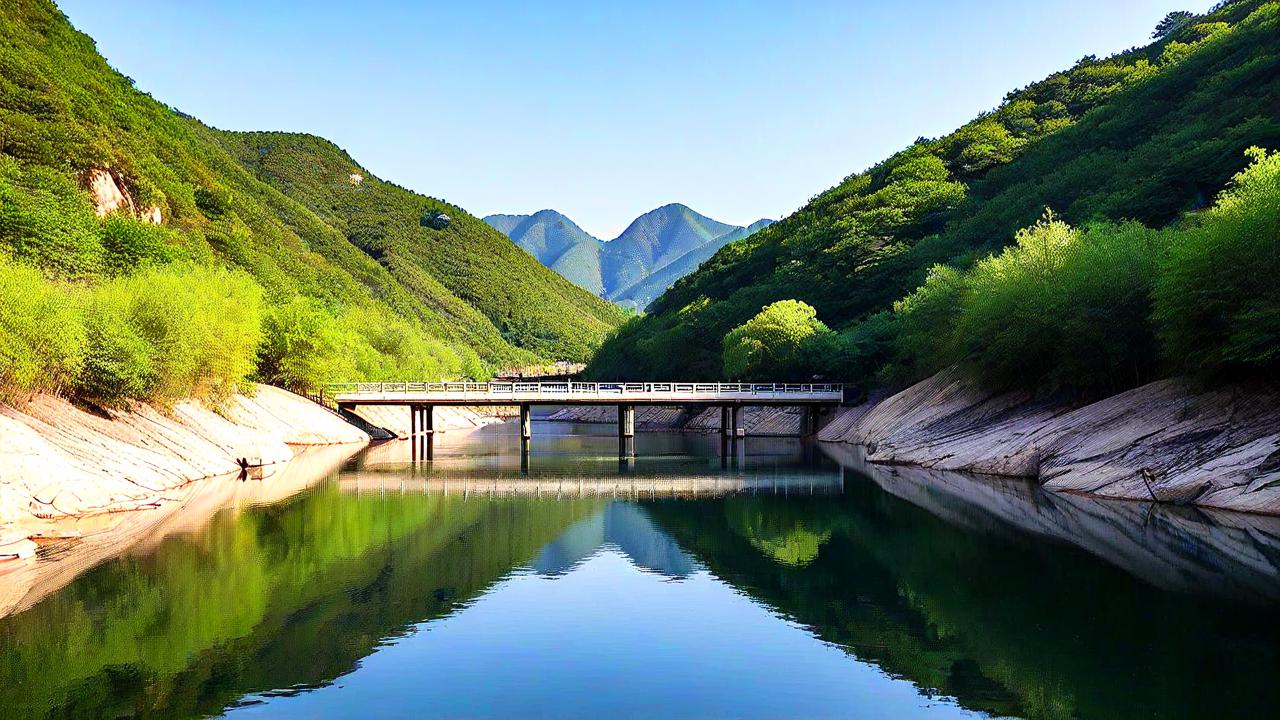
[531,502,697,578]
[0,424,1277,719]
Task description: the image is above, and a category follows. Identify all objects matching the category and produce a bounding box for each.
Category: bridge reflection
[338,470,843,499]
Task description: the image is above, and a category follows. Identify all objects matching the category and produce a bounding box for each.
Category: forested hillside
[587,0,1280,383]
[0,0,623,405]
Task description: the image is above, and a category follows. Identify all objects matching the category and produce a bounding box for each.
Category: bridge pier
[410,404,434,461]
[519,403,532,441]
[618,404,635,458]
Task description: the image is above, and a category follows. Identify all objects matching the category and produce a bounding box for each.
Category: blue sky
[59,0,1213,239]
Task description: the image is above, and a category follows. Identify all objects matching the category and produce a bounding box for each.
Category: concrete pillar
[731,405,745,438]
[618,404,635,438]
[520,403,532,440]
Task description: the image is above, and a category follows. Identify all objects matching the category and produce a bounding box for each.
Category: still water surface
[2,422,1279,719]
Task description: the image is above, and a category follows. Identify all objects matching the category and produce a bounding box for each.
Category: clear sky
[58,0,1213,239]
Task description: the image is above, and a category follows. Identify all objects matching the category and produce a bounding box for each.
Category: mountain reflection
[531,502,697,578]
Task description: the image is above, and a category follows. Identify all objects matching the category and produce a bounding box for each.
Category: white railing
[325,381,843,399]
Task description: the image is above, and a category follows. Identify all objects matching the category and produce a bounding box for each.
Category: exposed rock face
[0,384,368,553]
[84,168,135,217]
[818,367,1280,514]
[81,168,162,223]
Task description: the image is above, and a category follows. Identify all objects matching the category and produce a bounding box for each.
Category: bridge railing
[324,381,842,398]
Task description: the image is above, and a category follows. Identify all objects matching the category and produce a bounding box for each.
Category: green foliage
[1153,10,1196,38]
[0,255,84,401]
[0,0,623,405]
[193,186,232,217]
[98,214,176,273]
[722,300,833,380]
[255,298,354,394]
[588,0,1280,381]
[76,298,155,403]
[949,215,1166,391]
[886,264,966,384]
[81,266,264,404]
[1155,146,1280,375]
[0,258,262,405]
[837,143,1279,395]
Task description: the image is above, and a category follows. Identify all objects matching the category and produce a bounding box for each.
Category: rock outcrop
[0,384,368,555]
[81,168,162,223]
[818,367,1280,514]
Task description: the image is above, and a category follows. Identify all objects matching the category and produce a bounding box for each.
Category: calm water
[2,422,1279,719]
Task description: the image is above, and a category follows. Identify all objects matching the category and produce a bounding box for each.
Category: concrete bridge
[326,381,844,457]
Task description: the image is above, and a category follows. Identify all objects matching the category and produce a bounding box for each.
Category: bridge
[325,381,844,457]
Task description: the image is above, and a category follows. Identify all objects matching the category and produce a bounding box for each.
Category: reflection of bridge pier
[332,382,843,459]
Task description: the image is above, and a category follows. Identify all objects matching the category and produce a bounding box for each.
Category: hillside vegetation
[485,205,772,310]
[0,0,623,404]
[587,0,1280,387]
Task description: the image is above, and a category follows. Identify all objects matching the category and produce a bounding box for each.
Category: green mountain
[610,219,775,310]
[587,0,1280,380]
[483,209,606,294]
[486,205,771,310]
[0,0,624,402]
[600,203,738,297]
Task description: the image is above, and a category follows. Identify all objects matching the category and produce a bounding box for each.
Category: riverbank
[0,384,370,558]
[0,388,523,560]
[818,367,1280,515]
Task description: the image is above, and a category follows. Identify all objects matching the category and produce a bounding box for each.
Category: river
[2,421,1278,719]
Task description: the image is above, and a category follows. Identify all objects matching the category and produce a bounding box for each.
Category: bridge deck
[329,381,843,406]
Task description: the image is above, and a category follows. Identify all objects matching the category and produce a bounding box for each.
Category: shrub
[950,213,1165,392]
[1155,147,1280,375]
[341,306,463,381]
[75,300,154,404]
[98,215,175,274]
[83,266,263,404]
[951,213,1078,386]
[0,256,84,401]
[722,300,834,380]
[885,264,966,384]
[193,186,232,218]
[256,298,358,394]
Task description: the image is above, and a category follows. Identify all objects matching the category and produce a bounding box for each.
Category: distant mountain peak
[487,205,771,308]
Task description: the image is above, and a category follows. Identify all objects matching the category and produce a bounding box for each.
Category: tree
[722,300,833,380]
[1152,11,1194,39]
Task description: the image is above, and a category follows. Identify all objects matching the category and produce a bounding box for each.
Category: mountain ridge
[484,204,772,309]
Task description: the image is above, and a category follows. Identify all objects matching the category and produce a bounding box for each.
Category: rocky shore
[0,384,370,558]
[818,367,1280,515]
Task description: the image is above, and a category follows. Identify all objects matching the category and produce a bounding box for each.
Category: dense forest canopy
[586,0,1280,391]
[0,0,624,405]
